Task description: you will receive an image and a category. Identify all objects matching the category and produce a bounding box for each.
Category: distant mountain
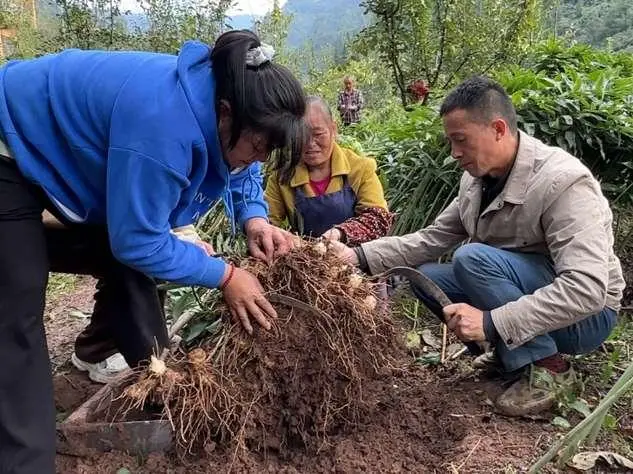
[284,0,367,51]
[227,14,259,31]
[552,0,633,52]
[124,13,149,32]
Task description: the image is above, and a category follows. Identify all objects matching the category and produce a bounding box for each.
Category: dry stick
[157,289,220,360]
[441,324,448,363]
[449,346,469,360]
[156,307,201,361]
[456,437,483,471]
[169,308,200,340]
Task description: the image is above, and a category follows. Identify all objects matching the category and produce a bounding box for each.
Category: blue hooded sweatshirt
[0,41,269,288]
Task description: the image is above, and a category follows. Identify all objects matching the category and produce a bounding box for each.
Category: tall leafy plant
[356,0,542,107]
[502,40,633,206]
[342,40,633,237]
[341,105,460,235]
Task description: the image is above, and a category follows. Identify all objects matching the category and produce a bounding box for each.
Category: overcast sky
[120,0,287,15]
[228,0,287,16]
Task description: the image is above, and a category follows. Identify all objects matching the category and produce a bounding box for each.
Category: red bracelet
[220,264,235,291]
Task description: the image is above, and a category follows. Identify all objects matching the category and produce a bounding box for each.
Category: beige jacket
[362,131,625,349]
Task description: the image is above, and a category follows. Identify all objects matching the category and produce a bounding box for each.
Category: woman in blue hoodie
[0,29,306,473]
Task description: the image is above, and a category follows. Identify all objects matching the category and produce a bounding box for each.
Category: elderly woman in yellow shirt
[265,96,393,246]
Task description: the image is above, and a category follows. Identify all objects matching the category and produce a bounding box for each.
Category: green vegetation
[548,0,633,52]
[2,0,632,469]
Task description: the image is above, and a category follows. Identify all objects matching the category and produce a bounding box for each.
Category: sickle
[370,266,453,308]
[267,293,331,319]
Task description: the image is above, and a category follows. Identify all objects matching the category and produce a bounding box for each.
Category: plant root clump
[117,239,407,457]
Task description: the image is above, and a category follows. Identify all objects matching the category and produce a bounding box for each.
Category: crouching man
[333,76,625,417]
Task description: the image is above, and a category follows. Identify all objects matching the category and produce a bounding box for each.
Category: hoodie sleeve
[106,145,228,288]
[229,161,269,230]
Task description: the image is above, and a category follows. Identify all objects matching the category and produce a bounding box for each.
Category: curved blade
[267,293,330,319]
[375,266,453,308]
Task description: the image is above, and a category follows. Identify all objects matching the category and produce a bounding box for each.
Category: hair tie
[245,43,275,67]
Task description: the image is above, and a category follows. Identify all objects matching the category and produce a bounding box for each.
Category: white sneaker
[71,352,129,384]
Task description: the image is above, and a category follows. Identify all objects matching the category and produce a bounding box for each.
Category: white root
[149,355,167,376]
[362,295,378,311]
[313,242,327,256]
[348,273,363,289]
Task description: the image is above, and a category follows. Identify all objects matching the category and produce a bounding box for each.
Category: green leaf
[116,469,132,474]
[534,368,555,386]
[570,399,592,418]
[184,321,209,343]
[415,352,440,366]
[552,416,571,429]
[603,413,617,430]
[405,330,421,350]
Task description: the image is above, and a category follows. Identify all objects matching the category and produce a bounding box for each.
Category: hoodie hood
[177,40,228,179]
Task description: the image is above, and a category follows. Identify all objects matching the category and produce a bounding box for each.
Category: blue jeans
[411,243,617,372]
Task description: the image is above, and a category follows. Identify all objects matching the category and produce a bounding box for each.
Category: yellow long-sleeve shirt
[264,143,392,244]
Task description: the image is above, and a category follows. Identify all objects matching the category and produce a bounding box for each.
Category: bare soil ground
[48,276,549,474]
[48,276,632,474]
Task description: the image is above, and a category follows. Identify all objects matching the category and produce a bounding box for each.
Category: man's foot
[472,350,522,381]
[71,352,129,384]
[495,363,577,417]
[473,350,499,370]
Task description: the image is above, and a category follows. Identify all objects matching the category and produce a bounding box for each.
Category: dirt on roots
[56,364,551,473]
[54,242,554,473]
[111,241,405,457]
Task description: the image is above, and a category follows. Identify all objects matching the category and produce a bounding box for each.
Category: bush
[503,40,633,206]
[340,105,460,235]
[342,40,633,236]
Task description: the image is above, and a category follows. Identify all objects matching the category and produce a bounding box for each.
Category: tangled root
[117,239,403,457]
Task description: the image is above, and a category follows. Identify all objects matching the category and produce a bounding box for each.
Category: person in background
[407,79,430,105]
[0,29,305,473]
[265,96,393,246]
[337,76,364,126]
[332,76,624,418]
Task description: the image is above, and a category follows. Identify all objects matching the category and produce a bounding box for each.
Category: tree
[54,0,130,50]
[558,0,633,52]
[254,0,291,59]
[139,0,233,53]
[357,0,542,107]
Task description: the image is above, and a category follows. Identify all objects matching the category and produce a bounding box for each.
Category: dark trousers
[0,158,169,473]
[47,227,169,364]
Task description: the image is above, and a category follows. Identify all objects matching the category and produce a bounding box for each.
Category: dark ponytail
[210,29,307,183]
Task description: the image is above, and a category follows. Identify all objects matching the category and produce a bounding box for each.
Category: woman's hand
[321,228,342,241]
[245,217,295,263]
[220,265,277,334]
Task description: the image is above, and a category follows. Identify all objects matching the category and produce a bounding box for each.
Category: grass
[47,273,79,303]
[562,312,633,448]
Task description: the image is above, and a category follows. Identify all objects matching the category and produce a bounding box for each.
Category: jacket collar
[290,142,351,187]
[502,131,536,204]
[464,130,536,206]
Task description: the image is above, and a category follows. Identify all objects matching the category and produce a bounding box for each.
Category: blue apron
[293,176,357,237]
